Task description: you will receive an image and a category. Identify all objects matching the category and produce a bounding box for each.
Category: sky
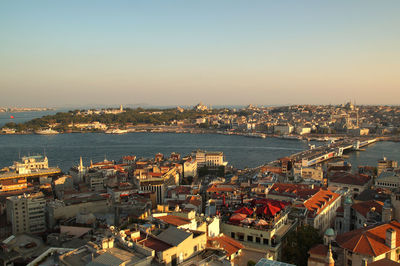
[1,1,399,107]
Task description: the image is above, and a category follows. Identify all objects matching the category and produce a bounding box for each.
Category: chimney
[386,228,396,249]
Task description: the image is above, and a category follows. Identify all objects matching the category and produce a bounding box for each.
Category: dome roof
[325,228,335,236]
[344,196,353,205]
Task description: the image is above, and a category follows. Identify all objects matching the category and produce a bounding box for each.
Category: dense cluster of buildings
[0,136,400,265]
[3,103,400,138]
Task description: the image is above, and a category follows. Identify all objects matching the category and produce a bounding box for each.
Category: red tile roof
[336,220,400,257]
[308,244,328,256]
[156,215,192,226]
[329,172,371,186]
[122,155,136,160]
[303,189,340,217]
[187,196,201,207]
[269,183,320,199]
[369,258,400,266]
[352,200,384,218]
[139,235,173,252]
[149,172,163,177]
[174,186,192,194]
[207,184,235,193]
[207,234,244,257]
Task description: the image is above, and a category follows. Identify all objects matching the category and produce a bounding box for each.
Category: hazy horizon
[1,1,399,107]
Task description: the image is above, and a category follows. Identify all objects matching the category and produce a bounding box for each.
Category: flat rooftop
[0,167,61,180]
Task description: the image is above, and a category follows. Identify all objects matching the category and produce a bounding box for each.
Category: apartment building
[6,192,46,234]
[191,150,227,168]
[183,157,197,178]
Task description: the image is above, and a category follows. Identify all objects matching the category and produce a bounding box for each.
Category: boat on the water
[35,129,59,135]
[280,134,301,140]
[105,129,128,134]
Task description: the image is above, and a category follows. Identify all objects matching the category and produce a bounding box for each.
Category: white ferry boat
[35,129,59,135]
[105,129,128,134]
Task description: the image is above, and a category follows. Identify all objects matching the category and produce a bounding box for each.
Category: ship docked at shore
[105,128,128,134]
[35,129,59,135]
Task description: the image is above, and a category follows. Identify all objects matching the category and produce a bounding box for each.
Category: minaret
[326,243,335,266]
[356,109,359,128]
[120,105,123,112]
[344,196,352,233]
[79,156,83,171]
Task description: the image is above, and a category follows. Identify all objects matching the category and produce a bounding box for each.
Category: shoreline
[1,128,399,142]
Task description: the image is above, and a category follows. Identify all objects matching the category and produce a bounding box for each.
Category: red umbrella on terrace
[229,213,247,223]
[234,207,254,215]
[241,217,255,225]
[256,203,282,217]
[255,219,268,226]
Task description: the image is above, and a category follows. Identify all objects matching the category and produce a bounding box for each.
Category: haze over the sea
[1,0,399,107]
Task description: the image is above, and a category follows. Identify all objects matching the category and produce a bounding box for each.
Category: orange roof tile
[369,258,400,266]
[303,189,340,216]
[330,172,371,186]
[352,200,384,218]
[207,184,234,193]
[149,172,163,177]
[336,220,400,257]
[122,155,136,160]
[269,183,320,199]
[156,215,191,227]
[207,234,244,257]
[308,244,328,256]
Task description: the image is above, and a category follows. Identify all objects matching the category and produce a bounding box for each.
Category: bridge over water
[287,138,377,167]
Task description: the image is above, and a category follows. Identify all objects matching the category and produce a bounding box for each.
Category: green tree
[198,166,209,177]
[281,225,322,266]
[247,260,256,266]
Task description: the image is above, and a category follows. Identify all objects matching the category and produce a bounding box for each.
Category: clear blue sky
[1,1,399,107]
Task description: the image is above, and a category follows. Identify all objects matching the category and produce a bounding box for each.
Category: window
[263,238,269,245]
[256,237,260,243]
[231,232,235,239]
[247,235,253,242]
[347,259,352,266]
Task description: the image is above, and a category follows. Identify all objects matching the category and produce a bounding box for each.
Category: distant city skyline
[1,1,399,106]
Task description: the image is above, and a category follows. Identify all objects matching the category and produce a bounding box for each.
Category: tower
[344,196,352,232]
[79,156,84,171]
[119,105,123,112]
[356,108,359,128]
[382,200,393,222]
[391,189,400,221]
[325,243,335,266]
